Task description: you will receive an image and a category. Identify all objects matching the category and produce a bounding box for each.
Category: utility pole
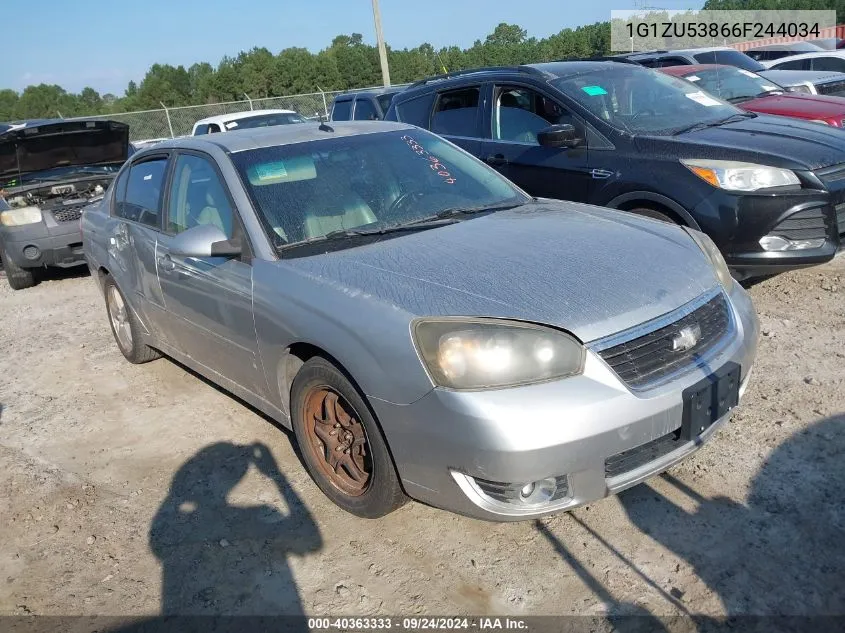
[371,0,391,86]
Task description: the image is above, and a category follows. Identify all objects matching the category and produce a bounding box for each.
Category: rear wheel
[103,275,160,364]
[291,357,406,518]
[0,244,36,290]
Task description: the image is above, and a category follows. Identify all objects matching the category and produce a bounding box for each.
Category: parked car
[762,50,845,73]
[0,119,129,289]
[329,89,401,121]
[660,64,845,127]
[386,62,845,279]
[745,41,823,62]
[808,38,845,50]
[622,47,845,96]
[191,109,307,135]
[81,121,758,520]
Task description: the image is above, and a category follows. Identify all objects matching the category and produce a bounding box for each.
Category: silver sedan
[82,121,759,520]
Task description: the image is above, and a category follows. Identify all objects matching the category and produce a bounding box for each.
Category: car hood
[672,114,845,170]
[0,119,129,180]
[282,201,719,343]
[757,69,844,86]
[742,93,845,120]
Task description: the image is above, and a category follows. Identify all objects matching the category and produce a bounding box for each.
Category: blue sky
[7,0,702,95]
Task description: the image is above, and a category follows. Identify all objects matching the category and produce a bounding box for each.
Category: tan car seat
[302,188,376,239]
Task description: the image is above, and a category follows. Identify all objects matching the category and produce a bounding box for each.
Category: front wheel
[102,275,160,364]
[0,244,36,290]
[290,357,407,518]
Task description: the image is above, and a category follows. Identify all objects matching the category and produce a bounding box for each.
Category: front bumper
[692,187,840,279]
[0,217,86,269]
[370,283,759,521]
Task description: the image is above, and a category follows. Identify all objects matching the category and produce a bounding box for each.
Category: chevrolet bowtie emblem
[672,324,702,353]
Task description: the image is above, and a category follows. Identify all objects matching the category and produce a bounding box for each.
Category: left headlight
[681,159,800,192]
[684,227,734,291]
[0,206,43,227]
[412,318,584,390]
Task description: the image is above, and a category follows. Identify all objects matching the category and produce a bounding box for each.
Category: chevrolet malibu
[81,122,759,520]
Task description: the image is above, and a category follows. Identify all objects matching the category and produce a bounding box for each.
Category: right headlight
[681,159,800,192]
[684,227,734,291]
[412,318,584,390]
[0,206,43,227]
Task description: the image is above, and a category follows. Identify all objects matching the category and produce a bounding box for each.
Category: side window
[117,157,167,228]
[332,99,352,120]
[167,154,234,239]
[774,58,810,70]
[656,57,691,67]
[376,93,394,114]
[392,92,436,126]
[193,124,209,135]
[431,87,481,137]
[493,86,572,145]
[812,57,845,72]
[111,166,130,212]
[353,99,379,120]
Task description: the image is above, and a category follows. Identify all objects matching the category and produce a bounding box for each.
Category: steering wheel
[387,189,426,216]
[629,108,658,124]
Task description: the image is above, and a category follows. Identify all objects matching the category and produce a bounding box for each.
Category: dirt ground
[0,257,843,620]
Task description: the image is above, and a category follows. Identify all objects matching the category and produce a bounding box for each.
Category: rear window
[353,99,379,120]
[431,87,481,137]
[332,99,352,120]
[693,50,765,72]
[377,93,395,113]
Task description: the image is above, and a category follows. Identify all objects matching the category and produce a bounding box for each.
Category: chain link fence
[78,85,404,142]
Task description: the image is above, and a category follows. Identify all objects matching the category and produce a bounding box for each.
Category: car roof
[767,50,845,62]
[193,109,298,127]
[334,88,400,100]
[147,120,415,154]
[659,64,740,76]
[750,42,822,51]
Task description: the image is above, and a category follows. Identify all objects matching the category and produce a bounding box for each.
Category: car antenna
[318,113,334,133]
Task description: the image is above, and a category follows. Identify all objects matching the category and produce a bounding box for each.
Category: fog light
[759,236,826,251]
[519,477,557,505]
[22,245,40,260]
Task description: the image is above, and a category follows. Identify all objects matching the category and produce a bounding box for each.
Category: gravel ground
[0,258,843,620]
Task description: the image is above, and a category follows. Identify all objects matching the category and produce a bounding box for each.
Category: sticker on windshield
[225,121,239,129]
[254,161,288,181]
[685,91,721,107]
[686,75,701,82]
[738,69,758,78]
[581,85,607,96]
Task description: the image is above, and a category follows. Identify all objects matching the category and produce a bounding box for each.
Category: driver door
[156,151,267,398]
[479,84,595,202]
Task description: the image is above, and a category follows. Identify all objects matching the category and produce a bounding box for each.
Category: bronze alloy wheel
[302,386,372,496]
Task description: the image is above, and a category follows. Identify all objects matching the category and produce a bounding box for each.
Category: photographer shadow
[148,441,322,617]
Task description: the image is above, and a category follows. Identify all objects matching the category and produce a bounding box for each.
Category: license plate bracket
[681,362,740,441]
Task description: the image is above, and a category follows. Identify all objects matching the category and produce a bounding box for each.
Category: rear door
[429,85,486,157]
[156,151,266,397]
[479,83,595,202]
[107,154,171,337]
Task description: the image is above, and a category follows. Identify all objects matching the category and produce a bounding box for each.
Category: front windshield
[224,112,307,131]
[0,163,121,188]
[682,67,784,103]
[231,129,527,249]
[552,66,742,135]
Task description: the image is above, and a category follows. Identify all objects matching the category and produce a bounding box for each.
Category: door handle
[591,168,613,180]
[485,154,507,166]
[158,254,175,273]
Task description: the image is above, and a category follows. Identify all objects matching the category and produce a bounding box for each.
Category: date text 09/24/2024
[307,617,528,630]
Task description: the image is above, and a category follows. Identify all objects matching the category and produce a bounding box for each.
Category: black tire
[102,275,160,364]
[628,207,678,224]
[0,244,36,290]
[290,357,407,518]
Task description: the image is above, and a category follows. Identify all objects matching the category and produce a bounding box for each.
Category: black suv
[330,89,401,121]
[385,62,845,279]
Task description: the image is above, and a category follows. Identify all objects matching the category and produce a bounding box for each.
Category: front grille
[836,204,845,237]
[597,293,731,390]
[816,79,845,97]
[473,475,569,504]
[51,207,83,223]
[605,429,682,478]
[766,207,830,241]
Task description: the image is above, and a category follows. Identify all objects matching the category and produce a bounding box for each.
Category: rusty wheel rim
[302,387,372,497]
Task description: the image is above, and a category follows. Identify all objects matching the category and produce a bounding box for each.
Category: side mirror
[538,124,583,149]
[169,224,242,258]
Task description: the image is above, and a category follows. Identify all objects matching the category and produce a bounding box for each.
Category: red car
[660,64,845,127]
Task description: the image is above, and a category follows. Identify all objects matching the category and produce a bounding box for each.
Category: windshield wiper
[405,201,528,225]
[672,111,756,136]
